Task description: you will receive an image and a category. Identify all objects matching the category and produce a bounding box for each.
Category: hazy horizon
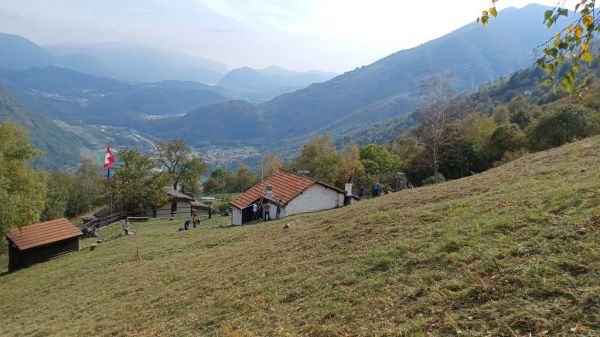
[0,0,575,74]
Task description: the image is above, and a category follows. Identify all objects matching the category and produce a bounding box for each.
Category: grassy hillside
[1,137,600,336]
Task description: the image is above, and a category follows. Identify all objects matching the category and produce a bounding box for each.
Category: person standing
[252,203,258,220]
[192,213,198,228]
[275,199,282,219]
[263,202,271,222]
[91,225,99,238]
[373,182,381,197]
[122,219,130,235]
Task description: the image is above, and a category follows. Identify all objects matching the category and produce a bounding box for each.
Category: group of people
[82,224,99,238]
[251,199,282,222]
[181,213,201,231]
[357,183,391,197]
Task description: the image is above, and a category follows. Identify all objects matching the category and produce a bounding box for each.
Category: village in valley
[2,1,600,336]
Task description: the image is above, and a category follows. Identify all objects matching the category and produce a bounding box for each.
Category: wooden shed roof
[6,218,82,251]
[229,170,344,209]
[191,200,210,209]
[167,190,195,200]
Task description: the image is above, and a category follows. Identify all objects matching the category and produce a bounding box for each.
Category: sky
[0,0,576,73]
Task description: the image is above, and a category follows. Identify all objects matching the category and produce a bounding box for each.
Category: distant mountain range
[0,67,228,127]
[0,33,337,102]
[0,34,228,85]
[45,42,228,85]
[217,66,336,102]
[0,4,568,168]
[162,4,560,145]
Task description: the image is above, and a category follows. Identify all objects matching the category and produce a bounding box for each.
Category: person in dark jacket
[263,201,271,221]
[275,199,282,219]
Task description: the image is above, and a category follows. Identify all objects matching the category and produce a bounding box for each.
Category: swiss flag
[103,146,115,170]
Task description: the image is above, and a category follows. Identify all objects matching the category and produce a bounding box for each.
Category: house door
[241,206,254,224]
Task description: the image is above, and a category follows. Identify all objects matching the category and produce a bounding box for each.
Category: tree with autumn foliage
[112,148,170,214]
[154,139,207,193]
[480,0,599,93]
[0,123,46,249]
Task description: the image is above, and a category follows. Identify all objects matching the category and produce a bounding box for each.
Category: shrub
[485,124,526,163]
[422,172,446,185]
[529,105,596,150]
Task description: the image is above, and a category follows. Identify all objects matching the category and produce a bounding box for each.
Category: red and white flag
[103,146,115,170]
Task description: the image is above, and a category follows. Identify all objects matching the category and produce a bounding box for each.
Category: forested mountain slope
[0,88,89,168]
[0,67,228,127]
[259,4,560,138]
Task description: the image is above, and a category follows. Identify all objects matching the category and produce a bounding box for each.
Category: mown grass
[2,137,600,336]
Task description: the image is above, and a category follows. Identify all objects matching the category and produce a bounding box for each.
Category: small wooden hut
[6,218,83,272]
[191,200,212,218]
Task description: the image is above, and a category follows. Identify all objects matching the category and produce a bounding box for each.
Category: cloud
[0,0,585,73]
[194,0,316,33]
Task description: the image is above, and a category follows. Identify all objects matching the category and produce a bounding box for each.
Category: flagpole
[104,146,116,216]
[108,167,113,215]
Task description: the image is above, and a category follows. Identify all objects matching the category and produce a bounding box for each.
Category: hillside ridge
[1,135,599,336]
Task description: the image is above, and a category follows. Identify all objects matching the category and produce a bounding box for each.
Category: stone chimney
[265,184,273,200]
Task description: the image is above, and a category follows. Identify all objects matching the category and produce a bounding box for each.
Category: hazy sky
[0,0,575,73]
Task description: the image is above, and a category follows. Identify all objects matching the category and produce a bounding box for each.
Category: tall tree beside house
[0,122,46,250]
[229,164,259,192]
[336,141,364,187]
[112,148,170,214]
[262,153,283,179]
[359,144,400,178]
[291,134,340,185]
[154,139,207,193]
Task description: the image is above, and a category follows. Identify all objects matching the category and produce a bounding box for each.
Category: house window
[171,202,177,212]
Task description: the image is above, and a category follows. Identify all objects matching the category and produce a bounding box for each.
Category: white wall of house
[285,184,344,217]
[232,208,242,225]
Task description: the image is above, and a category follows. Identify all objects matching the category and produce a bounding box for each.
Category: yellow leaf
[567,24,573,32]
[575,25,584,39]
[489,7,497,18]
[583,43,590,52]
[583,15,593,27]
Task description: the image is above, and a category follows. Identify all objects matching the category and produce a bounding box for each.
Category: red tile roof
[7,218,82,251]
[229,170,344,209]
